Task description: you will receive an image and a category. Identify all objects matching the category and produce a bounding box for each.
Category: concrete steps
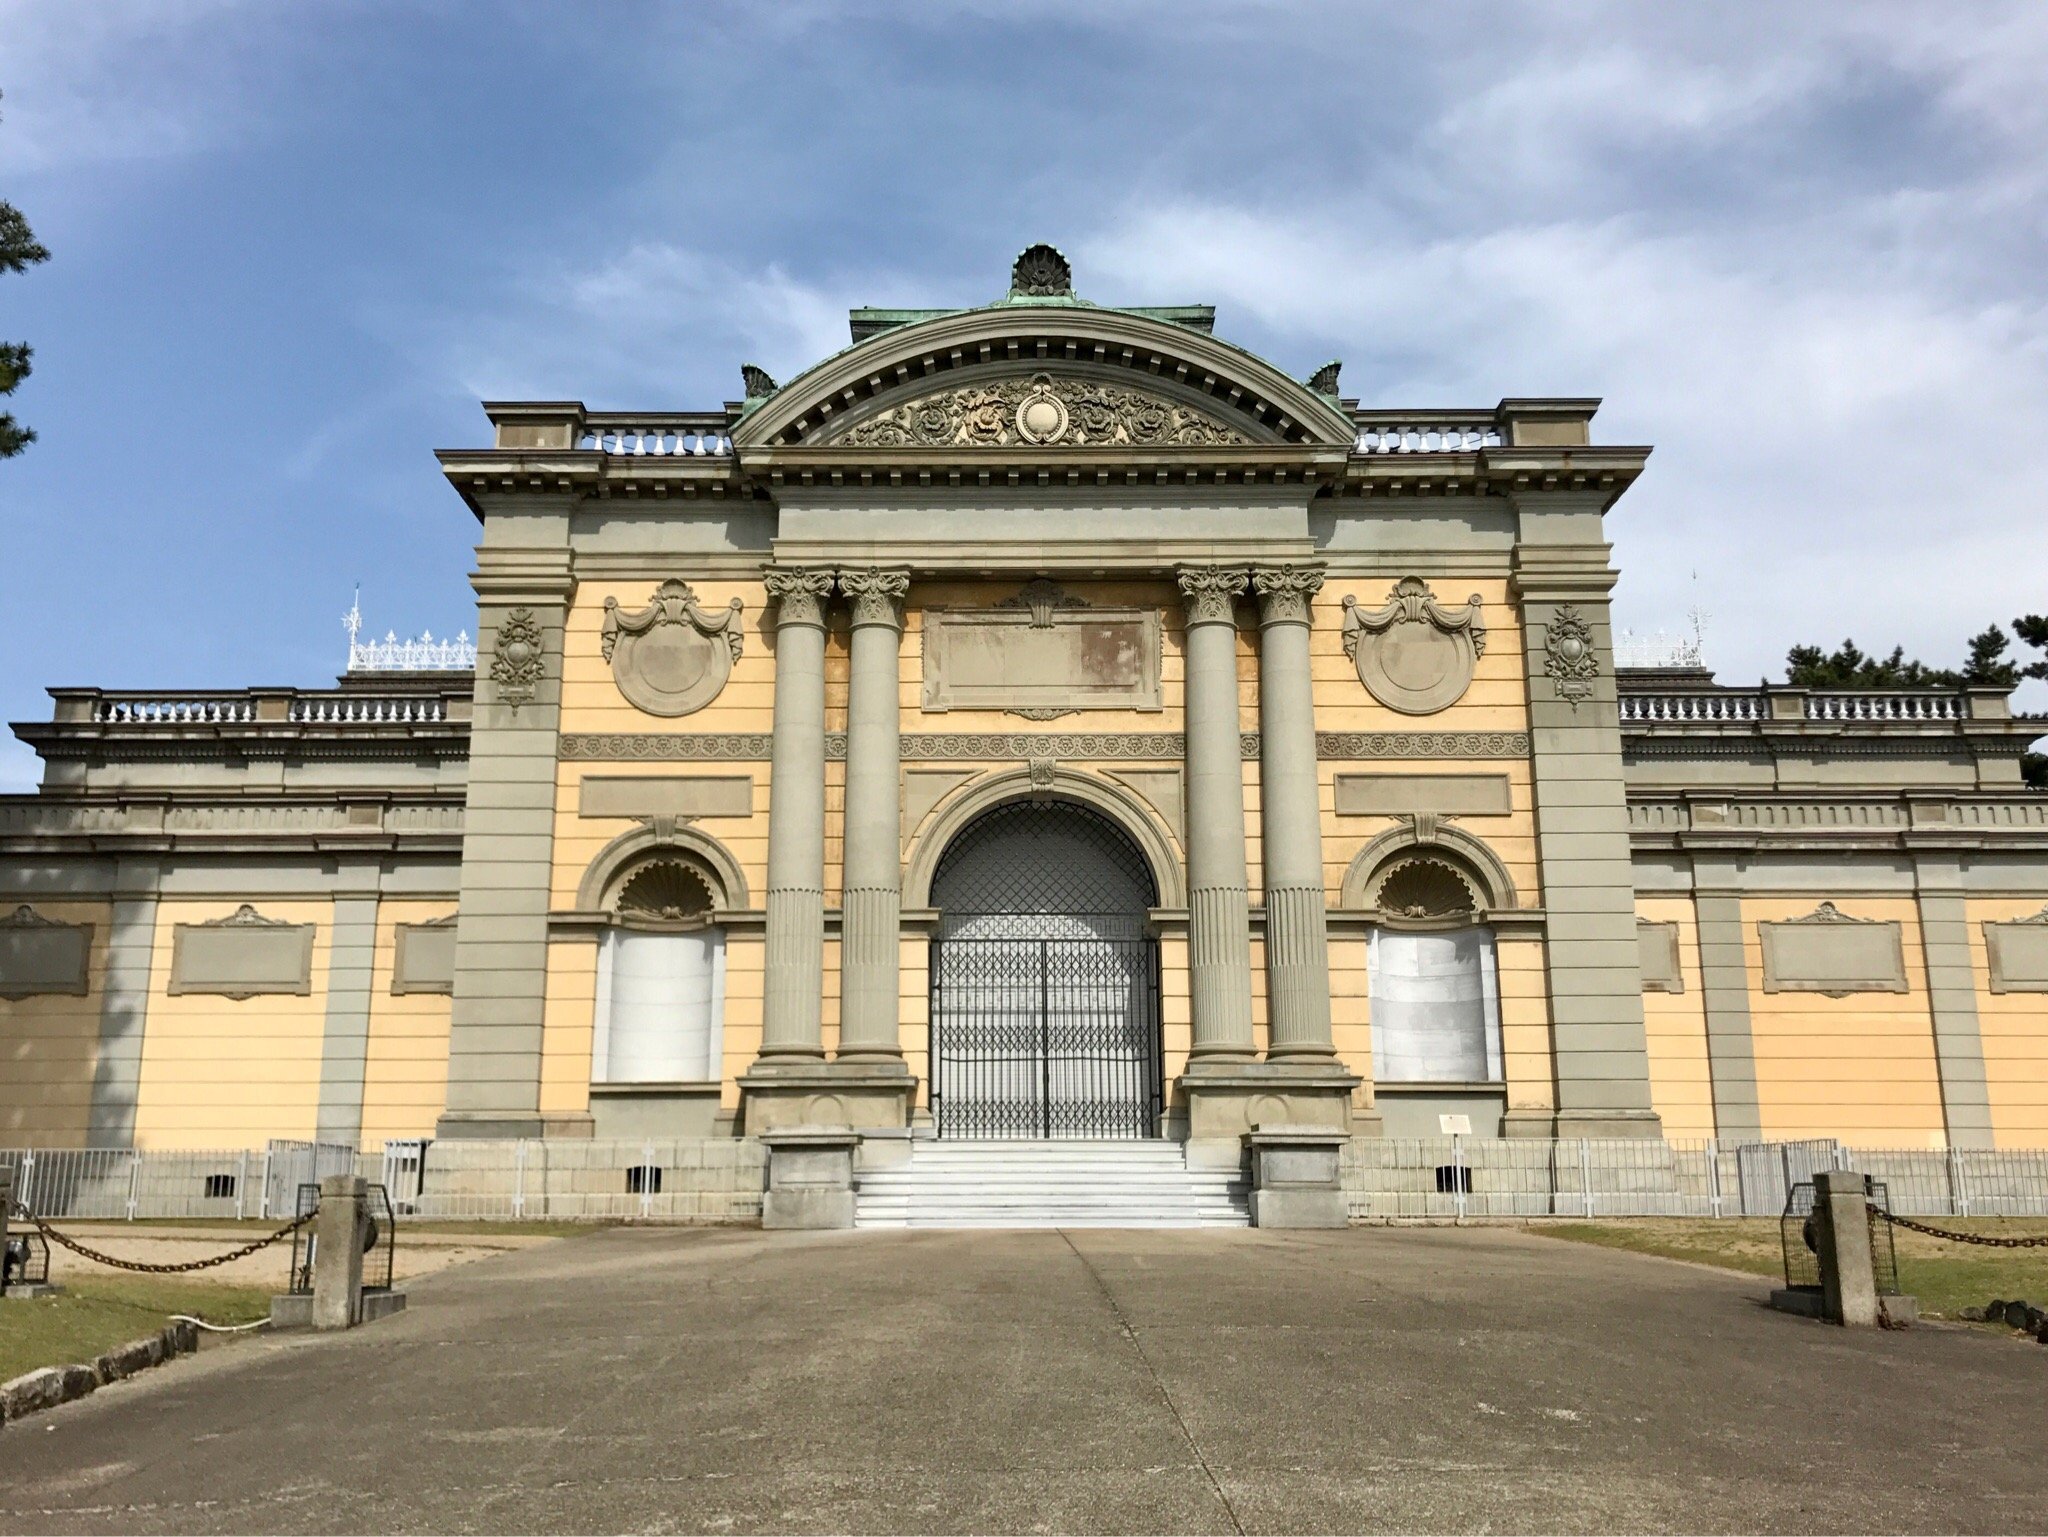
[854,1139,1249,1229]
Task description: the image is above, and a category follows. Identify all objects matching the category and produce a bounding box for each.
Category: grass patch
[1532,1217,2048,1319]
[0,1277,271,1383]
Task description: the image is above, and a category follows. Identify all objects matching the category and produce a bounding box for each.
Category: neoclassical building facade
[4,247,2046,1158]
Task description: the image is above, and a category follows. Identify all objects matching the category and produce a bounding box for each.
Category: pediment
[823,371,1251,449]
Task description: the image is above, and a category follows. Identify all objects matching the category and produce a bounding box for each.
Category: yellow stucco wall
[1635,897,1715,1140]
[0,900,112,1146]
[1969,898,2048,1147]
[1499,934,1556,1116]
[358,901,455,1147]
[1744,896,1947,1147]
[132,899,330,1150]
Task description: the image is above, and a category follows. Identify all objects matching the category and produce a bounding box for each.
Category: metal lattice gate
[927,800,1164,1140]
[932,936,1162,1138]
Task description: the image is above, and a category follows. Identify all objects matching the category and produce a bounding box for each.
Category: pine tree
[2014,614,2048,790]
[1,90,51,460]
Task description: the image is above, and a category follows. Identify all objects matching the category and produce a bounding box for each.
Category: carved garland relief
[834,372,1249,449]
[1341,578,1486,715]
[601,580,744,718]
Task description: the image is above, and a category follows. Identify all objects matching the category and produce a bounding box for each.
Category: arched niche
[574,822,751,917]
[904,765,1187,911]
[1338,822,1519,919]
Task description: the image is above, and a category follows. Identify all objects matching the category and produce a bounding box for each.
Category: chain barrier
[1870,1204,2048,1249]
[7,1200,315,1274]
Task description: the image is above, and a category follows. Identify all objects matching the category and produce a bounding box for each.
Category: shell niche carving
[601,580,744,718]
[1341,579,1487,715]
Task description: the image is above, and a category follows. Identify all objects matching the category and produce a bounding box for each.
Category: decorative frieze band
[560,730,1532,762]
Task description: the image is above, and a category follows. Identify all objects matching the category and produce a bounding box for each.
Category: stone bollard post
[310,1175,369,1330]
[1813,1169,1881,1328]
[0,1163,11,1296]
[1246,1127,1352,1228]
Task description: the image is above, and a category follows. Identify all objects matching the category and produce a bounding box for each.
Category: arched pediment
[729,305,1357,452]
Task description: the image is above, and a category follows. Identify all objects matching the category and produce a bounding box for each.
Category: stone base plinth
[739,1061,917,1136]
[1,1283,60,1301]
[1246,1128,1351,1229]
[1548,1109,1665,1140]
[1179,1060,1361,1168]
[435,1113,549,1140]
[269,1288,408,1331]
[759,1126,859,1230]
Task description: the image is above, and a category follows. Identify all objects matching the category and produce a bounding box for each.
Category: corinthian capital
[837,567,911,630]
[762,565,836,628]
[1176,566,1249,627]
[1251,565,1326,628]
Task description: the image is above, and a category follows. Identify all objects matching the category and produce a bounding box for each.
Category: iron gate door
[931,935,1162,1139]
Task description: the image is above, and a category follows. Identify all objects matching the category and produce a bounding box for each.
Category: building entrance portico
[928,799,1162,1140]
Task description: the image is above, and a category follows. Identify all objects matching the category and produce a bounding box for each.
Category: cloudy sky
[1,0,2044,788]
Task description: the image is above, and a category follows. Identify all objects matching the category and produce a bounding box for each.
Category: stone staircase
[853,1139,1250,1229]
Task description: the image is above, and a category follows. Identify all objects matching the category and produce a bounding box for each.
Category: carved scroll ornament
[601,581,744,718]
[1544,605,1600,708]
[1341,578,1486,715]
[835,372,1248,449]
[489,607,545,710]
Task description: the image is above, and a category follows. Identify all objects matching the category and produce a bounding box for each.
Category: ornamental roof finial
[740,363,778,400]
[1307,360,1342,396]
[1009,242,1074,300]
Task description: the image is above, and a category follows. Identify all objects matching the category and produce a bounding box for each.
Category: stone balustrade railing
[1619,692,1765,724]
[1352,413,1503,454]
[84,693,453,726]
[579,414,732,456]
[1622,688,1980,725]
[92,698,258,725]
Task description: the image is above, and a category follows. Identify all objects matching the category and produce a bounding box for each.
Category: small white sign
[1439,1113,1473,1135]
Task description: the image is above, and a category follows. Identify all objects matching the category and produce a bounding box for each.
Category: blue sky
[2,0,2045,788]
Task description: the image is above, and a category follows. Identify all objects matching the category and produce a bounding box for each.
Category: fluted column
[1253,565,1336,1059]
[759,566,836,1058]
[836,566,910,1061]
[1177,566,1256,1059]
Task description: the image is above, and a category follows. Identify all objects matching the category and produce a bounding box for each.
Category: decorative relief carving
[762,566,835,628]
[0,904,91,999]
[1010,242,1075,298]
[999,578,1086,628]
[1341,579,1486,715]
[600,580,744,719]
[1252,566,1324,627]
[838,567,911,630]
[488,607,544,710]
[1543,605,1600,708]
[1984,905,2048,994]
[1177,566,1248,625]
[1026,754,1058,793]
[1759,903,1908,996]
[559,730,1532,762]
[836,372,1248,449]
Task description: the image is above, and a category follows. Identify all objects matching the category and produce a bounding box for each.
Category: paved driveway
[2,1224,2042,1534]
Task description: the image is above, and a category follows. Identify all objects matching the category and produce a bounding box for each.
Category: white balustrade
[1354,423,1502,454]
[1805,693,1962,722]
[290,696,446,724]
[1619,692,1765,723]
[579,422,732,456]
[92,698,257,725]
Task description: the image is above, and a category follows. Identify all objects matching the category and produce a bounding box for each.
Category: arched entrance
[928,799,1162,1139]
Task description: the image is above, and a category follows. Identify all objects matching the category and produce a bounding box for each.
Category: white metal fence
[5,1137,2047,1224]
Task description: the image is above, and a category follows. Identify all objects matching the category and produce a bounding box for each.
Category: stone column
[1252,566,1336,1059]
[759,566,836,1059]
[1177,566,1256,1059]
[836,567,910,1061]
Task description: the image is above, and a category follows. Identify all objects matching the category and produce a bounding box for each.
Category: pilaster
[1692,863,1764,1145]
[1510,507,1661,1137]
[87,857,160,1150]
[439,510,575,1140]
[1914,854,1995,1150]
[315,875,380,1144]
